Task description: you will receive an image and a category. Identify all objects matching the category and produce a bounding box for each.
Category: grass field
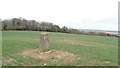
[2,31,118,66]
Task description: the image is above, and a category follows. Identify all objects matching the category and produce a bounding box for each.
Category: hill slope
[2,31,118,66]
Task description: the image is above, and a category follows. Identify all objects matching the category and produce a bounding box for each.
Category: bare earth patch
[21,49,77,63]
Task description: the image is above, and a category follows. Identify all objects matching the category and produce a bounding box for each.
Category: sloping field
[2,31,118,66]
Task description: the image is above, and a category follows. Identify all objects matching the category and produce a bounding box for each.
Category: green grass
[0,31,2,67]
[2,31,118,66]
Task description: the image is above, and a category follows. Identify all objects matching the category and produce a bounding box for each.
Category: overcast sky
[0,0,119,31]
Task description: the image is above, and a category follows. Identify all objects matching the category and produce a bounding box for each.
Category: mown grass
[2,31,118,66]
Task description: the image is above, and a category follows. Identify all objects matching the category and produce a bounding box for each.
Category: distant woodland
[0,17,119,37]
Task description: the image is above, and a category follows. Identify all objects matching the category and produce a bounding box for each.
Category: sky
[0,0,119,31]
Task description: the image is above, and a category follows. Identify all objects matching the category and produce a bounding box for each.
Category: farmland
[2,31,118,66]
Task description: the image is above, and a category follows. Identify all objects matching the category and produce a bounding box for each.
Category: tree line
[0,17,119,37]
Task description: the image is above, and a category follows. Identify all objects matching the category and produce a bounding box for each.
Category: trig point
[40,33,49,50]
